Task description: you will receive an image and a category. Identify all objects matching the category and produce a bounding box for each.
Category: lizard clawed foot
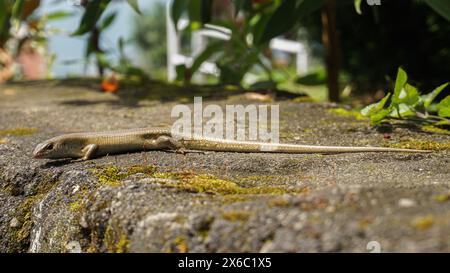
[175,148,187,155]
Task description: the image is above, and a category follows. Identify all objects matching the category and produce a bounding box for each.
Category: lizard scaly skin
[33,128,431,160]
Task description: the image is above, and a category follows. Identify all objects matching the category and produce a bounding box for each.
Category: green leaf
[171,0,187,30]
[252,12,273,46]
[423,82,449,109]
[0,0,9,44]
[295,0,326,18]
[395,83,420,106]
[388,103,416,118]
[296,69,326,85]
[11,0,24,20]
[127,0,141,14]
[100,12,116,30]
[175,64,187,82]
[233,0,252,16]
[361,93,393,124]
[0,17,11,46]
[437,95,450,118]
[256,0,297,45]
[217,48,260,85]
[354,0,362,15]
[257,0,325,45]
[124,66,147,78]
[46,11,74,21]
[0,0,7,25]
[369,109,391,124]
[392,67,408,104]
[73,0,110,36]
[361,93,391,117]
[201,0,212,25]
[424,0,450,21]
[188,0,202,30]
[96,52,111,69]
[249,80,277,90]
[190,41,223,76]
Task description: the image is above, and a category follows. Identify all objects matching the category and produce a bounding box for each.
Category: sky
[38,0,165,77]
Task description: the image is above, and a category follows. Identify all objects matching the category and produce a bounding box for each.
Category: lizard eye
[46,143,54,150]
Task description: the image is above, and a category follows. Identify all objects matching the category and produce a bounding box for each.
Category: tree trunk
[321,0,340,102]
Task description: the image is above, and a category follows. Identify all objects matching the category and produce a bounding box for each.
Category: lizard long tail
[179,137,431,154]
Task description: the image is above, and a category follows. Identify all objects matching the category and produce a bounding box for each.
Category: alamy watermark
[366,241,381,253]
[366,0,381,6]
[171,97,279,144]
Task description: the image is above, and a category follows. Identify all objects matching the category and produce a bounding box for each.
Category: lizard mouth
[33,151,44,158]
[33,147,46,159]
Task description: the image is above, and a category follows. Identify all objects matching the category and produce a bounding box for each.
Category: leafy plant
[96,37,148,81]
[0,0,42,48]
[173,0,450,90]
[0,0,73,80]
[171,0,325,86]
[361,67,449,126]
[132,2,168,71]
[72,0,146,79]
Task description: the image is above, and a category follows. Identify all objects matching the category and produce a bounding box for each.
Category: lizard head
[33,137,83,159]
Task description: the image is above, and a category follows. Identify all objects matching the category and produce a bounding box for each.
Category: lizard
[33,127,431,161]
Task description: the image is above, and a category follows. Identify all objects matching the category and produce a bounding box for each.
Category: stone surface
[0,80,449,253]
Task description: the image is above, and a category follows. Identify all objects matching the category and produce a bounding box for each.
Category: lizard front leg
[81,144,99,160]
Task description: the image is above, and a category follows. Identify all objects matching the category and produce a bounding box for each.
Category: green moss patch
[328,108,367,121]
[221,210,251,222]
[421,125,450,135]
[411,215,435,231]
[0,127,37,137]
[91,165,156,187]
[91,166,308,197]
[172,236,188,253]
[155,173,308,196]
[384,139,450,151]
[434,193,450,203]
[10,175,59,251]
[104,223,130,253]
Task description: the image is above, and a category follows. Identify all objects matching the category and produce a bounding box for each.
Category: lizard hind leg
[153,136,185,153]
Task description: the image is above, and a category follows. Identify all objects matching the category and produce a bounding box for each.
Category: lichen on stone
[91,165,157,187]
[221,210,251,222]
[384,139,450,151]
[411,215,435,231]
[159,173,308,196]
[268,198,290,207]
[104,223,130,253]
[328,108,367,121]
[434,193,450,203]
[173,236,188,253]
[0,127,38,137]
[421,125,450,135]
[9,175,59,251]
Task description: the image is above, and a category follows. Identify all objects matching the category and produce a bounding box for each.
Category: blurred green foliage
[301,0,450,96]
[132,3,167,71]
[72,0,146,79]
[171,0,325,86]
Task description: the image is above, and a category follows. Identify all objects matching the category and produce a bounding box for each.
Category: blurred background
[0,0,449,103]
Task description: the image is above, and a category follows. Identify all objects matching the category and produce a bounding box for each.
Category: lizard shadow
[375,122,449,135]
[40,159,74,169]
